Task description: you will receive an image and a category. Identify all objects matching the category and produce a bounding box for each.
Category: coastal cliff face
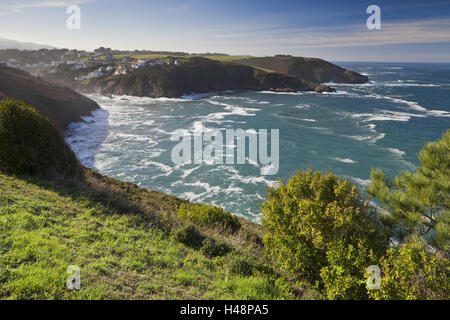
[76,57,335,97]
[0,67,99,130]
[235,56,368,84]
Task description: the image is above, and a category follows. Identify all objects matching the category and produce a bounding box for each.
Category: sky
[0,0,450,62]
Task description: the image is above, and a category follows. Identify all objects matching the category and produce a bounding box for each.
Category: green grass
[0,172,298,300]
[112,54,250,63]
[201,55,250,62]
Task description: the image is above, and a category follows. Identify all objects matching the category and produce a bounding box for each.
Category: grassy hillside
[0,169,313,300]
[0,67,99,130]
[235,56,368,84]
[0,91,310,301]
[112,54,251,63]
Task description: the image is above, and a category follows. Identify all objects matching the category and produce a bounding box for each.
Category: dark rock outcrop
[0,67,99,130]
[235,56,368,84]
[77,57,335,97]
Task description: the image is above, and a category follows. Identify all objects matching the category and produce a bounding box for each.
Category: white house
[114,65,128,75]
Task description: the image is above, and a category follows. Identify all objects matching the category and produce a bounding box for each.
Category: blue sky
[1,0,450,62]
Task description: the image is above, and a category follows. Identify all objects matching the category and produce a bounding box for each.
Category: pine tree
[367,130,449,255]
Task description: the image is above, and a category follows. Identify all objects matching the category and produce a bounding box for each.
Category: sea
[65,62,450,222]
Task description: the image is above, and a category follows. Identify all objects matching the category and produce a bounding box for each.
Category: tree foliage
[367,130,450,253]
[261,169,388,298]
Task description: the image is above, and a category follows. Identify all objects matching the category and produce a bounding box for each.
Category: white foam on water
[362,93,450,117]
[382,81,440,87]
[348,110,426,122]
[342,133,385,143]
[178,165,202,179]
[140,160,174,177]
[332,157,357,164]
[342,175,372,187]
[95,94,190,104]
[195,99,260,123]
[384,148,417,171]
[212,166,278,187]
[273,113,317,122]
[386,148,406,157]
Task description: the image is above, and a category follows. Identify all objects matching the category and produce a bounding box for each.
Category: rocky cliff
[235,56,368,84]
[76,57,335,97]
[0,67,99,130]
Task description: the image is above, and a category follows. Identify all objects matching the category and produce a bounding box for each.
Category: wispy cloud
[166,1,194,14]
[0,0,97,15]
[195,18,450,50]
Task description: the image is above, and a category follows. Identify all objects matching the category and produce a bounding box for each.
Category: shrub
[320,240,379,300]
[261,169,388,295]
[368,241,449,300]
[173,225,204,249]
[228,256,255,277]
[0,98,78,180]
[178,203,241,232]
[201,237,231,258]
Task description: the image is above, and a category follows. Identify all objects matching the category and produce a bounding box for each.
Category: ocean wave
[140,160,174,177]
[386,148,406,157]
[381,81,440,87]
[348,110,425,122]
[174,181,244,202]
[376,94,450,117]
[351,177,371,187]
[342,175,372,187]
[90,94,190,104]
[342,133,385,143]
[193,99,260,124]
[274,113,317,122]
[259,90,305,95]
[385,148,417,170]
[332,157,357,164]
[338,91,450,118]
[178,165,202,179]
[211,166,278,187]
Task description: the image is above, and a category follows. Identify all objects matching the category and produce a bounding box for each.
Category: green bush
[228,256,255,277]
[0,98,78,179]
[368,241,449,300]
[178,203,241,232]
[261,169,388,296]
[320,240,379,300]
[173,225,204,249]
[201,237,231,258]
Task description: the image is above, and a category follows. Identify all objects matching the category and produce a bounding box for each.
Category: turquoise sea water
[66,63,450,222]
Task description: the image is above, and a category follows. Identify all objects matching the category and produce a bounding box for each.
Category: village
[0,46,185,82]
